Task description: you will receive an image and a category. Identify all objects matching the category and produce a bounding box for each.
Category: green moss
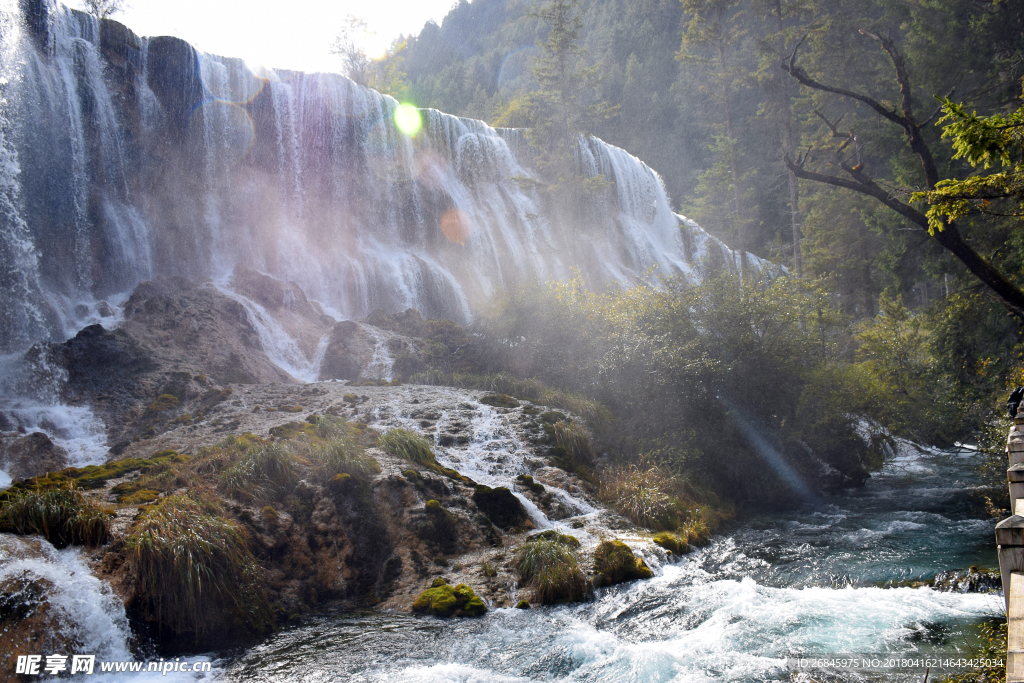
[527,529,580,548]
[539,411,566,425]
[172,414,193,425]
[411,581,487,618]
[480,394,519,408]
[277,405,303,413]
[516,474,545,494]
[515,600,531,609]
[652,531,690,555]
[0,451,186,499]
[119,489,160,505]
[431,577,448,588]
[472,485,528,529]
[261,506,279,521]
[402,469,423,482]
[146,394,179,413]
[592,540,653,587]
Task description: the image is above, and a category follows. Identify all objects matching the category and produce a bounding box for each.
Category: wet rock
[472,485,528,529]
[932,567,1000,593]
[0,572,79,681]
[319,321,376,381]
[0,432,68,481]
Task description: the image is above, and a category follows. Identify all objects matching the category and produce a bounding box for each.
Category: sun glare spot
[394,103,422,137]
[440,209,472,245]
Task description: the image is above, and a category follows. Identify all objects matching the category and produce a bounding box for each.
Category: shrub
[514,539,590,604]
[379,428,435,464]
[0,487,110,548]
[124,495,272,641]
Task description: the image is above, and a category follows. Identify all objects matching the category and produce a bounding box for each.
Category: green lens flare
[394,103,422,137]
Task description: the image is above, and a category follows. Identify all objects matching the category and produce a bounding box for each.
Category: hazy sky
[107,0,458,74]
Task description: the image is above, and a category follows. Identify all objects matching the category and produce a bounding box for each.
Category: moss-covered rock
[472,485,528,529]
[652,531,690,556]
[411,579,487,618]
[516,474,545,494]
[527,529,580,548]
[480,394,519,408]
[515,599,531,609]
[592,540,653,587]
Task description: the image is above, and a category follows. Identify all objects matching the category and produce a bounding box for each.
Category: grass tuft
[0,486,111,548]
[220,443,298,502]
[514,539,590,604]
[124,494,272,641]
[379,428,435,464]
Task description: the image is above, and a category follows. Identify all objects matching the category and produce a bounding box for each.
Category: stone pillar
[998,516,1024,611]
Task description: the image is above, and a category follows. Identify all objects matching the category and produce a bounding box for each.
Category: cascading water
[0,0,746,356]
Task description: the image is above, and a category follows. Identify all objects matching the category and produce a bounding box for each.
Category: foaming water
[0,534,133,662]
[220,444,1000,682]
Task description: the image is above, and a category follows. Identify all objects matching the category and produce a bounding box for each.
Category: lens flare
[440,209,472,245]
[394,103,422,137]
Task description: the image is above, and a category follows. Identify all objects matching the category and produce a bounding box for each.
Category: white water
[220,445,1002,682]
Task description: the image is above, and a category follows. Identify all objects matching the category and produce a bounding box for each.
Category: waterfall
[0,0,747,357]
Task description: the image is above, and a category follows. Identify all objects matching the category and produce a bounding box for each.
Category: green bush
[124,495,272,641]
[0,487,110,548]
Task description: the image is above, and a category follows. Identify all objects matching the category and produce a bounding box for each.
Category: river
[214,442,1001,682]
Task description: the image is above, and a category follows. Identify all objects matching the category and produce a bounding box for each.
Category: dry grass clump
[514,539,591,604]
[124,494,272,641]
[0,486,111,548]
[380,428,435,464]
[600,459,679,529]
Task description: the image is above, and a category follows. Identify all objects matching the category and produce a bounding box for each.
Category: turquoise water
[218,446,1002,682]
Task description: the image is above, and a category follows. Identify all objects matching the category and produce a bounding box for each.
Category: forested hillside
[366,0,1024,505]
[386,0,1023,316]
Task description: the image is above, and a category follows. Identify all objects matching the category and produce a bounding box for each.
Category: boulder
[318,321,375,381]
[472,485,528,529]
[0,432,68,481]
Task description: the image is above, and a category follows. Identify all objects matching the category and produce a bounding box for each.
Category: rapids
[211,427,1000,683]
